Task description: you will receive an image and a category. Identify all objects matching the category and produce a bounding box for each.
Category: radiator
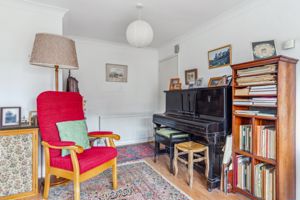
[99,113,154,146]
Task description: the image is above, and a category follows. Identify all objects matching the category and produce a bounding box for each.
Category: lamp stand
[55,65,59,91]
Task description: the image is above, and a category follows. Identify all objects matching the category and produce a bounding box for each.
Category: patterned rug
[48,160,191,200]
[117,143,154,163]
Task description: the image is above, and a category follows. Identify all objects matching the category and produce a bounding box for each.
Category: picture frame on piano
[169,78,182,90]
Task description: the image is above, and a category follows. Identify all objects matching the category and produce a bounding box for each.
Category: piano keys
[153,86,232,191]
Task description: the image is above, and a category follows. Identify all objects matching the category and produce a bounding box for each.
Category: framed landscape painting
[208,45,232,69]
[106,63,128,82]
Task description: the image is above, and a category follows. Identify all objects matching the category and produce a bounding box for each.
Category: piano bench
[154,128,191,173]
[173,141,209,188]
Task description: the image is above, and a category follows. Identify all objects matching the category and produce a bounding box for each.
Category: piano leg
[206,143,223,191]
[154,141,159,163]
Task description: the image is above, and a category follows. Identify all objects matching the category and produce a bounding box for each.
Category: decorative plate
[252,40,277,60]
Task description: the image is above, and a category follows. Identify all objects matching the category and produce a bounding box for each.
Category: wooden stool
[173,141,209,188]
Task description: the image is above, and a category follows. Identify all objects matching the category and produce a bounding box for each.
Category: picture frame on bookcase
[252,40,277,60]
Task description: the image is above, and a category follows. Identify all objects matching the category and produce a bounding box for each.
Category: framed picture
[252,40,277,60]
[169,78,181,90]
[195,78,203,88]
[29,111,38,126]
[185,68,198,85]
[208,45,232,69]
[106,63,128,82]
[0,107,21,127]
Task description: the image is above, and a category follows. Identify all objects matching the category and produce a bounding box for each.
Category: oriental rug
[117,142,154,163]
[48,160,191,200]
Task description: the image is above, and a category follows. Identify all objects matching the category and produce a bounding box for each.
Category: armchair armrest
[89,131,113,135]
[42,141,84,154]
[88,133,120,140]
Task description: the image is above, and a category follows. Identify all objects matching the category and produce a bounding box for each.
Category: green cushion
[56,120,91,157]
[156,128,189,139]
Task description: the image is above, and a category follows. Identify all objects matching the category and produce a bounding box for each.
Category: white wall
[159,0,300,199]
[65,37,159,144]
[0,0,66,117]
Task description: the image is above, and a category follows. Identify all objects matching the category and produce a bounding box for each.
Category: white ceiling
[30,0,248,47]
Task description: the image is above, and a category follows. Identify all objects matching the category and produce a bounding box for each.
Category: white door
[158,56,178,113]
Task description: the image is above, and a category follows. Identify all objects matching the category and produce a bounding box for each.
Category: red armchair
[37,91,120,200]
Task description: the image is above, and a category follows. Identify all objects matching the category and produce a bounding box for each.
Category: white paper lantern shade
[126,20,154,48]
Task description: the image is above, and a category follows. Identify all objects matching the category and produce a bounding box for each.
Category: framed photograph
[252,40,277,60]
[208,45,232,69]
[29,111,38,126]
[185,68,198,85]
[208,77,223,87]
[0,107,21,127]
[106,63,128,82]
[195,78,203,88]
[169,78,181,90]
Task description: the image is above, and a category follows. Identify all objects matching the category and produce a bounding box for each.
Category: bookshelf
[231,56,298,200]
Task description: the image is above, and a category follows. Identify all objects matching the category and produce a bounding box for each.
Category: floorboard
[144,155,249,200]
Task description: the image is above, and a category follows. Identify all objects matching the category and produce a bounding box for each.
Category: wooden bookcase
[231,56,298,200]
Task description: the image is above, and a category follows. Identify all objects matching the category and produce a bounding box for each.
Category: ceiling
[29,0,248,47]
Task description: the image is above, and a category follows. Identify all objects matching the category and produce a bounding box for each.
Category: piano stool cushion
[56,119,91,156]
[156,128,189,139]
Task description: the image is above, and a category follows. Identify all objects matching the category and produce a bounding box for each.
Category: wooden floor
[144,155,248,200]
[27,154,248,200]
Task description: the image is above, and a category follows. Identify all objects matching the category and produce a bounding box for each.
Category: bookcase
[231,56,298,200]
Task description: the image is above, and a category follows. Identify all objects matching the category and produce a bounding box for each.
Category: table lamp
[30,33,79,91]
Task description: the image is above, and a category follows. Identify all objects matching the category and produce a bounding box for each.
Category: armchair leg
[112,158,118,190]
[43,171,51,199]
[74,177,80,200]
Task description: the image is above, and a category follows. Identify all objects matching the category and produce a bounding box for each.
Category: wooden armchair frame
[42,134,120,200]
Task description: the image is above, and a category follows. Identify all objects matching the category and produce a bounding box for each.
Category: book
[236,156,251,191]
[236,74,276,84]
[235,87,250,96]
[237,80,277,86]
[237,65,277,77]
[239,125,252,152]
[257,125,276,159]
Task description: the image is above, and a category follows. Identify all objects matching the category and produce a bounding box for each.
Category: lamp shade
[30,33,79,69]
[126,20,154,48]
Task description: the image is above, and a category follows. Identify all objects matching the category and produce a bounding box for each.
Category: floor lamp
[30,33,79,91]
[29,33,79,188]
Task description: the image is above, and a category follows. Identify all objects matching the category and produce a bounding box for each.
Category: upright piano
[153,86,232,190]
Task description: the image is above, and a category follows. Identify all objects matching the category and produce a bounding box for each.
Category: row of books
[236,156,251,192]
[233,97,277,106]
[239,125,252,152]
[254,163,276,200]
[235,109,276,117]
[235,85,277,96]
[237,64,277,77]
[257,125,276,159]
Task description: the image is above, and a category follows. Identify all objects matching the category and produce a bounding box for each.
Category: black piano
[153,86,232,190]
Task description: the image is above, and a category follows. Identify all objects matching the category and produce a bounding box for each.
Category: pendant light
[126,3,154,48]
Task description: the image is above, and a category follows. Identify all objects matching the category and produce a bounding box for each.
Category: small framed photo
[169,78,181,90]
[252,40,277,60]
[195,78,203,88]
[29,111,38,126]
[0,107,21,127]
[106,63,128,82]
[208,45,232,69]
[208,76,224,87]
[185,68,198,85]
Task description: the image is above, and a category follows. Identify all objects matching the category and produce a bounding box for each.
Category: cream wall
[159,0,300,198]
[64,37,159,144]
[0,0,66,118]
